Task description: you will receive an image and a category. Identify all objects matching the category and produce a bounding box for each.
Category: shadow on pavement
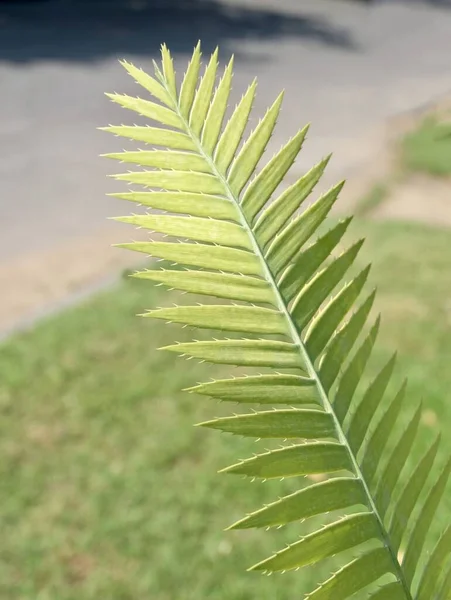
[400,0,451,5]
[0,0,357,63]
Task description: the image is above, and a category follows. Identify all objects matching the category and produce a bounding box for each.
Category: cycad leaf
[416,524,451,599]
[279,217,352,304]
[369,582,406,600]
[319,290,376,393]
[160,43,177,97]
[375,403,423,517]
[333,316,380,423]
[115,214,250,249]
[106,44,449,599]
[100,125,196,150]
[290,241,364,333]
[164,340,305,369]
[113,169,226,194]
[110,191,238,221]
[222,441,350,479]
[117,242,262,275]
[201,56,234,154]
[179,41,201,117]
[436,562,451,599]
[189,49,219,137]
[253,156,330,248]
[346,353,396,454]
[144,305,287,335]
[229,477,366,530]
[227,92,284,195]
[119,59,173,107]
[305,266,370,362]
[187,374,319,405]
[105,149,211,172]
[388,435,440,551]
[360,381,407,489]
[214,80,257,173]
[265,182,344,275]
[241,127,308,221]
[133,270,275,303]
[306,547,395,600]
[105,93,181,128]
[251,512,378,573]
[402,456,451,586]
[199,409,335,439]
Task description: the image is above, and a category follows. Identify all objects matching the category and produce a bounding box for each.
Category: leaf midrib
[159,74,411,599]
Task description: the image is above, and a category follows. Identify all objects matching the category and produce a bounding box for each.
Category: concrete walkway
[1,0,451,334]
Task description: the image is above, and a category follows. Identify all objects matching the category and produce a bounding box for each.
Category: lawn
[401,115,451,177]
[0,217,450,599]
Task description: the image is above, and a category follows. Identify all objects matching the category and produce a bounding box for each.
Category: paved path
[0,0,450,333]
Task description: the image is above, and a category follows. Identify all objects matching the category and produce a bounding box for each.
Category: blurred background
[0,0,450,598]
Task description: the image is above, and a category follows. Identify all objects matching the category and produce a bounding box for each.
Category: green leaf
[253,156,331,248]
[375,403,423,517]
[110,191,238,221]
[201,56,234,154]
[416,524,451,600]
[265,182,344,275]
[163,340,305,369]
[106,47,449,598]
[151,58,164,83]
[368,582,406,600]
[241,127,308,221]
[229,477,366,529]
[291,241,364,332]
[189,48,219,137]
[402,457,451,586]
[199,409,335,439]
[436,562,451,599]
[100,125,196,150]
[279,217,352,303]
[105,150,211,172]
[133,270,275,303]
[333,316,380,423]
[227,92,284,195]
[222,441,350,479]
[360,381,407,489]
[388,435,440,551]
[116,242,263,276]
[106,93,181,128]
[214,79,257,173]
[187,374,319,405]
[346,353,397,454]
[114,215,251,249]
[306,547,395,600]
[144,305,287,335]
[113,169,226,195]
[305,266,370,362]
[319,291,376,393]
[179,41,201,117]
[251,513,378,572]
[119,59,173,107]
[160,43,177,97]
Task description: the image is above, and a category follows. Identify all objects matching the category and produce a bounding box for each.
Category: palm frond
[104,44,450,599]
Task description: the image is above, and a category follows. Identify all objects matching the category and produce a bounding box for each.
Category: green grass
[354,183,389,217]
[1,218,451,599]
[401,116,451,176]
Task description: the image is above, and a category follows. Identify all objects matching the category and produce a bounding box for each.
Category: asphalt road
[0,0,450,287]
